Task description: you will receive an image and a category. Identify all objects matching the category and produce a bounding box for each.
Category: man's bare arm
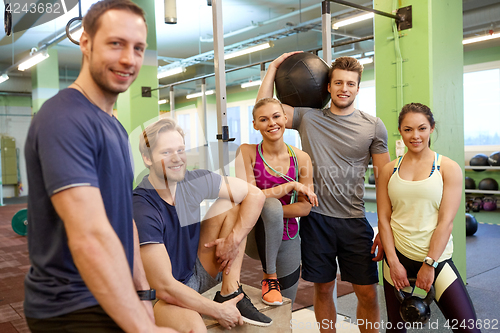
[52,186,160,333]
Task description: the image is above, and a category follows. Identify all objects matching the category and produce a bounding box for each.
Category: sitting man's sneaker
[261,279,283,306]
[214,284,272,327]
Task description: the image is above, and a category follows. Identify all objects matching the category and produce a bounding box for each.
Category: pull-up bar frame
[329,0,412,31]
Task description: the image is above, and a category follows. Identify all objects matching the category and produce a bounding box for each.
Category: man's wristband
[137,289,156,301]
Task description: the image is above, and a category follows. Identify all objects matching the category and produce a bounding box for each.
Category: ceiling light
[359,57,373,65]
[241,80,262,88]
[364,51,375,56]
[332,13,374,29]
[186,90,214,99]
[157,67,185,79]
[0,74,9,84]
[462,32,500,45]
[18,51,50,71]
[158,99,168,104]
[225,42,273,60]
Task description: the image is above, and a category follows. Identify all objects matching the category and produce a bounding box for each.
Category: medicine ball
[478,178,499,191]
[275,53,331,109]
[465,213,478,236]
[464,177,476,190]
[368,173,375,185]
[470,154,489,172]
[489,151,500,166]
[482,197,497,212]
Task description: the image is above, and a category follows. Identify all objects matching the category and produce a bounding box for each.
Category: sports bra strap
[429,153,441,177]
[392,156,403,175]
[393,153,441,177]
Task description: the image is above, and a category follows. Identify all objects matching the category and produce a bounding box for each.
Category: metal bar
[169,86,175,118]
[149,36,373,93]
[329,0,399,20]
[333,35,373,47]
[212,0,229,176]
[153,62,262,92]
[3,22,82,74]
[260,63,266,81]
[201,78,209,169]
[0,91,31,96]
[322,1,332,64]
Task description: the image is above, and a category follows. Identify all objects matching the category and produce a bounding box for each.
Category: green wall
[0,96,32,107]
[464,45,500,66]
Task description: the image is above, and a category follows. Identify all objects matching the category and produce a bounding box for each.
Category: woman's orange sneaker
[261,278,283,306]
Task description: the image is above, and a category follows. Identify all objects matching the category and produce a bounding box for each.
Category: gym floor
[0,197,499,332]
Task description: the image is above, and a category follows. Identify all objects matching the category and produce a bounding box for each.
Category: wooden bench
[201,283,292,332]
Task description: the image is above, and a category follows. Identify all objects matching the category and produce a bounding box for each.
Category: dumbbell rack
[464,166,500,195]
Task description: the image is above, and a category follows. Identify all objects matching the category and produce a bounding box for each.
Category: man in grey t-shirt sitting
[257,54,390,333]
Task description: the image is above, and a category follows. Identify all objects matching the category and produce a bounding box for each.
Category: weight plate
[12,208,28,236]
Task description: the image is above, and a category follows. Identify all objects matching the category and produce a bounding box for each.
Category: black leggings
[383,250,480,333]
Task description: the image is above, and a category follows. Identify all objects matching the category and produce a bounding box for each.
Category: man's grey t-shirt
[292,107,388,218]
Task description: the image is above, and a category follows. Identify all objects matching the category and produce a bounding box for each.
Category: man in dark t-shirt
[133,118,273,331]
[24,1,176,332]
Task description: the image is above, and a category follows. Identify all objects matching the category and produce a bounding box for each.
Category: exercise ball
[464,177,476,190]
[489,151,500,166]
[470,153,489,172]
[482,197,497,211]
[275,53,331,109]
[478,178,499,191]
[368,173,376,185]
[465,213,478,236]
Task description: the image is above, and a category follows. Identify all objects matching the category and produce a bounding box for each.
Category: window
[356,80,376,117]
[227,106,241,149]
[177,114,191,150]
[248,105,262,144]
[463,67,500,146]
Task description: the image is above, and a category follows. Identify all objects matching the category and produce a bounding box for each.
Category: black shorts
[300,211,378,285]
[26,305,123,333]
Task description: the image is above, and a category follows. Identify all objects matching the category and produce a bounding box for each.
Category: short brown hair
[328,56,364,85]
[83,0,147,40]
[139,118,185,166]
[252,98,285,119]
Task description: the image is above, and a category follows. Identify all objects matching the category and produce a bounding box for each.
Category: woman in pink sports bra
[377,103,479,332]
[236,98,318,306]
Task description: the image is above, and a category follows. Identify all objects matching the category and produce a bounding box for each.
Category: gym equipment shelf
[465,166,500,195]
[465,189,500,195]
[465,166,500,170]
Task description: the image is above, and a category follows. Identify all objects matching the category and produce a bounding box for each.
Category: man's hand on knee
[204,232,240,274]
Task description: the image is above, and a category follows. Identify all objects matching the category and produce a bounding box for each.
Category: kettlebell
[394,278,435,324]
